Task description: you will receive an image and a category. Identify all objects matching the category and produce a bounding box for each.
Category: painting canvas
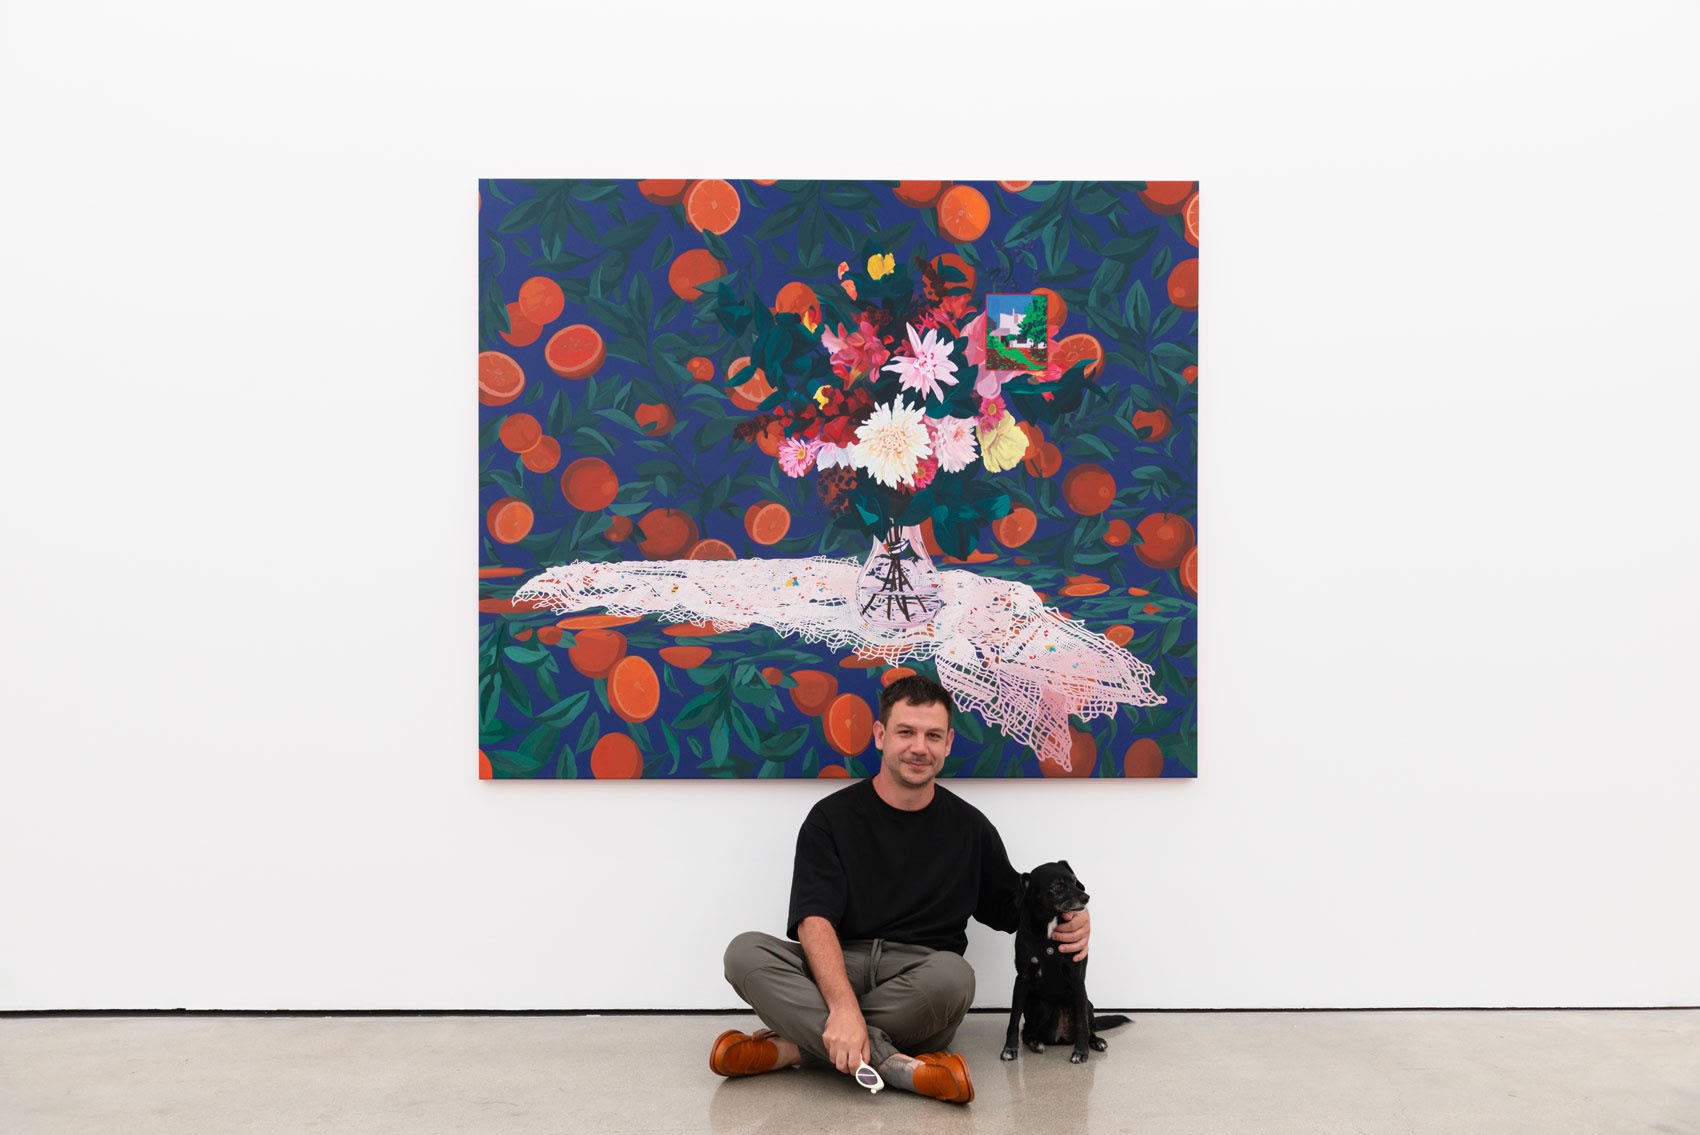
[477,179,1199,780]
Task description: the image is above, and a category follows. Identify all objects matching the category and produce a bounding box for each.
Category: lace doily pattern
[513,558,1165,771]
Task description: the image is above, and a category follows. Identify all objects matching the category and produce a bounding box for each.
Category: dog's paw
[1089,1036,1109,1052]
[1000,1046,1018,1061]
[1025,1040,1045,1054]
[1069,1050,1089,1064]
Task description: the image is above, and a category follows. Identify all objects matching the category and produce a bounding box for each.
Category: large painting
[478,180,1198,780]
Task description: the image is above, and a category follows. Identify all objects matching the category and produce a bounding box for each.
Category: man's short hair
[878,674,956,725]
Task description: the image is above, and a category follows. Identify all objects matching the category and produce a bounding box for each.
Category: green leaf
[537,691,590,726]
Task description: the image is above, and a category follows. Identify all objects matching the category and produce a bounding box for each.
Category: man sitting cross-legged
[713,675,1091,1104]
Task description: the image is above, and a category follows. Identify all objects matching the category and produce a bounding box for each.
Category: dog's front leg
[1002,973,1028,1060]
[1069,976,1092,1063]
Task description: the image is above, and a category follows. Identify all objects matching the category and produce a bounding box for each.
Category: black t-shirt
[786,778,1021,954]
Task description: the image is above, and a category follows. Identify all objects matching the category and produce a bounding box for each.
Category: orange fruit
[668,249,726,301]
[774,281,819,318]
[1041,729,1096,778]
[880,667,918,688]
[743,501,791,546]
[1179,546,1198,596]
[554,614,643,630]
[822,693,874,756]
[637,179,690,205]
[1134,513,1196,570]
[761,666,784,685]
[567,628,627,678]
[1183,192,1200,247]
[1033,286,1067,334]
[1123,738,1164,778]
[1137,181,1195,216]
[478,749,493,779]
[498,412,543,454]
[608,655,661,723]
[605,515,633,541]
[686,538,736,560]
[990,506,1037,548]
[927,252,976,298]
[788,670,839,716]
[818,765,851,779]
[893,180,947,208]
[517,276,565,325]
[684,178,741,234]
[478,598,546,614]
[637,508,699,559]
[1059,581,1111,597]
[1143,602,1161,615]
[1104,519,1133,546]
[1061,464,1117,515]
[1104,624,1135,647]
[1182,365,1198,384]
[754,419,785,458]
[727,357,775,412]
[478,351,525,406]
[1052,333,1105,380]
[499,302,541,348]
[561,457,619,511]
[659,645,713,669]
[1127,587,1150,596]
[936,184,990,242]
[634,402,676,435]
[536,626,564,646]
[545,324,606,379]
[752,179,778,186]
[478,567,525,579]
[998,180,1033,193]
[520,435,561,474]
[590,733,643,779]
[486,497,534,544]
[1023,441,1062,478]
[685,355,715,382]
[1167,259,1200,311]
[1131,408,1171,442]
[917,517,944,556]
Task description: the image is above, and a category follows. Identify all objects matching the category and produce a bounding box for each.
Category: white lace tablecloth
[513,556,1165,771]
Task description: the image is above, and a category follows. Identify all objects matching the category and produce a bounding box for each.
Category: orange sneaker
[912,1051,974,1104]
[709,1029,782,1077]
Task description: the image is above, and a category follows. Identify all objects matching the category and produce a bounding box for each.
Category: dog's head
[1024,860,1089,916]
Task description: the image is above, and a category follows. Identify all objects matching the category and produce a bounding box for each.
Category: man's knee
[724,930,777,983]
[924,951,976,1012]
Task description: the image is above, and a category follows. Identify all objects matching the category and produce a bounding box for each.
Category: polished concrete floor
[3,1010,1697,1134]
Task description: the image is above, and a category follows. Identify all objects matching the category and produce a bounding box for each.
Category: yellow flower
[977,414,1029,473]
[814,386,831,408]
[867,252,895,280]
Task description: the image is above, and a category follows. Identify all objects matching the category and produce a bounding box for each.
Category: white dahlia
[854,399,932,488]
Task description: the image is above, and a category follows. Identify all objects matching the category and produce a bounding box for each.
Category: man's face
[872,698,954,789]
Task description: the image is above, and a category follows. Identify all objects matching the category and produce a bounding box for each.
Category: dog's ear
[1058,859,1073,874]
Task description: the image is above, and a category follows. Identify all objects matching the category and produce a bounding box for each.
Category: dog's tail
[1092,1014,1133,1031]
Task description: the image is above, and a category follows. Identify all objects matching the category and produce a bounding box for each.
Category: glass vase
[854,523,943,630]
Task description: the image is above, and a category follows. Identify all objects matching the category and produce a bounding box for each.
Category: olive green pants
[723,931,977,1068]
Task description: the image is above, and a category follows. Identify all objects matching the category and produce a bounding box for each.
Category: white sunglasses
[854,1060,884,1093]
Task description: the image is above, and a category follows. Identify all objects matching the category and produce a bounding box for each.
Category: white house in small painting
[994,309,1034,349]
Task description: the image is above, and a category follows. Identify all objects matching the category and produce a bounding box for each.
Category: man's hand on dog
[822,1004,871,1073]
[1053,907,1091,961]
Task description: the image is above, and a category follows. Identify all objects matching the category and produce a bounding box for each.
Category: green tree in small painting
[1017,297,1048,346]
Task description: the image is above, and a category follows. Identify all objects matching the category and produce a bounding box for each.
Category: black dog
[1001,860,1130,1063]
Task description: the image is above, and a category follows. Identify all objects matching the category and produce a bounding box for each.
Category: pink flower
[963,313,987,368]
[821,319,890,381]
[778,436,821,478]
[882,323,960,403]
[905,451,940,490]
[977,395,1006,430]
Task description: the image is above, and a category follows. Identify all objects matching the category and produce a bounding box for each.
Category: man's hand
[822,1004,870,1073]
[1053,907,1091,962]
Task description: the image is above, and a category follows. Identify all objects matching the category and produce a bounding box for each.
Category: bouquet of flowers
[714,245,1091,566]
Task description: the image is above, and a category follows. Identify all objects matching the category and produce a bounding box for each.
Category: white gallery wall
[3,0,1698,1011]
